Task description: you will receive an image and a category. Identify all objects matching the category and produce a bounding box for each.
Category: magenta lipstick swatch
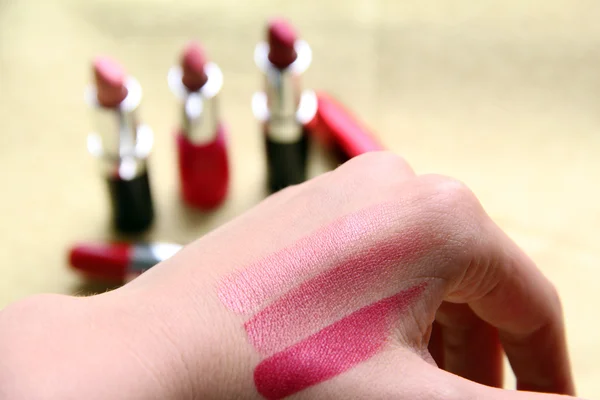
[244,236,425,355]
[217,203,397,314]
[253,284,426,400]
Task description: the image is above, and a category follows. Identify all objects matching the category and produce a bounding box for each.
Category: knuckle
[410,175,486,254]
[419,175,484,223]
[545,280,563,315]
[337,151,413,181]
[427,175,479,210]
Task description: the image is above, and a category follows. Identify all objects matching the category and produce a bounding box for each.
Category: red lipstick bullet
[68,241,182,283]
[305,92,384,160]
[168,41,229,210]
[86,57,155,233]
[252,18,315,192]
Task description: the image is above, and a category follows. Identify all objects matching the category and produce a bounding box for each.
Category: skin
[0,152,581,399]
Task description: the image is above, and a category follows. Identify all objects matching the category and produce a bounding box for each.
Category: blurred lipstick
[252,18,315,192]
[168,41,229,210]
[86,57,155,233]
[69,241,182,282]
[305,92,384,160]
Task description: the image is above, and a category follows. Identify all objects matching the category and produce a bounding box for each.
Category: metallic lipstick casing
[68,241,182,282]
[168,48,229,210]
[252,20,315,192]
[86,61,155,233]
[305,92,385,160]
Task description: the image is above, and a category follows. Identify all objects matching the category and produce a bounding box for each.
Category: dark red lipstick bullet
[86,57,155,233]
[168,42,230,210]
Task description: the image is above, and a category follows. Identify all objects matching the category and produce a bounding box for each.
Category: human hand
[0,152,579,399]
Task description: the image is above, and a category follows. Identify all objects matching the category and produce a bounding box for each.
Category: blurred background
[0,0,599,396]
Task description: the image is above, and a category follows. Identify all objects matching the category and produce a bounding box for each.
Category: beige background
[0,0,599,396]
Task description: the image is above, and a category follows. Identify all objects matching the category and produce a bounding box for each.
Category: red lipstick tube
[252,19,315,192]
[168,42,229,210]
[86,57,155,233]
[69,241,182,283]
[305,92,385,160]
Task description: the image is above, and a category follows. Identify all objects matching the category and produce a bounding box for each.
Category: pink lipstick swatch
[244,235,425,355]
[218,203,397,314]
[253,284,426,400]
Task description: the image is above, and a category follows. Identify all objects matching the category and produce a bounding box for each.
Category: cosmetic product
[305,92,384,160]
[252,19,315,192]
[86,57,154,233]
[69,241,182,282]
[168,42,229,209]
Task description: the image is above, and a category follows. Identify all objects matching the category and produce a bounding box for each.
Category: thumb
[450,370,584,400]
[295,348,583,400]
[422,359,584,400]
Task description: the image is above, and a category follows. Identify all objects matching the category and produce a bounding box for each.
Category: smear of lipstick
[217,203,398,315]
[253,284,426,400]
[244,235,425,356]
[216,204,430,399]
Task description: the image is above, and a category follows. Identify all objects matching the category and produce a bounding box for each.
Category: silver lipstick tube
[168,62,223,145]
[125,242,182,282]
[85,77,153,179]
[252,40,315,142]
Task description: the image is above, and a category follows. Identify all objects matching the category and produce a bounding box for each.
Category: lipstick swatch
[254,284,426,400]
[218,203,397,314]
[217,204,430,399]
[244,235,425,355]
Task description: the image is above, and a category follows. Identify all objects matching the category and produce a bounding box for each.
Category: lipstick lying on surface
[252,18,316,192]
[168,42,229,210]
[86,57,155,233]
[305,92,385,160]
[68,241,182,282]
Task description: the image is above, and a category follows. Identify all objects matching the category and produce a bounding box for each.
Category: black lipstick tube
[86,77,155,233]
[252,39,316,192]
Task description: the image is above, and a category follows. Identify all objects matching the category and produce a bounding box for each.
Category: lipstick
[168,41,229,210]
[86,57,155,233]
[252,18,315,192]
[304,92,385,160]
[68,241,182,282]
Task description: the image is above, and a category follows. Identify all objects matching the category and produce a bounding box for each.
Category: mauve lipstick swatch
[244,236,426,355]
[253,284,427,399]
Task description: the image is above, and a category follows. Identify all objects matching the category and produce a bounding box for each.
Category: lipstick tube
[69,241,182,283]
[168,43,229,210]
[304,92,385,160]
[86,58,155,233]
[252,19,315,192]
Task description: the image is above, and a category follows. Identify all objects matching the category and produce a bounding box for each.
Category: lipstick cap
[305,92,384,160]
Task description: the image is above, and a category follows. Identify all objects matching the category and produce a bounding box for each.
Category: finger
[435,301,503,387]
[428,320,445,368]
[467,227,572,394]
[420,175,575,394]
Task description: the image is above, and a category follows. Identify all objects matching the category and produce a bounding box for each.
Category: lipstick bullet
[304,92,385,160]
[68,241,182,282]
[252,18,315,192]
[168,42,229,210]
[86,57,155,233]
